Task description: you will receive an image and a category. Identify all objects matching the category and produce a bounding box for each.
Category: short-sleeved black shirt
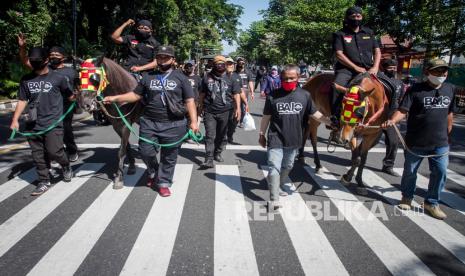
[399,82,456,150]
[186,74,202,100]
[200,72,242,114]
[50,66,78,105]
[333,26,380,71]
[263,87,317,148]
[18,70,73,131]
[121,34,160,69]
[235,68,254,90]
[135,69,194,122]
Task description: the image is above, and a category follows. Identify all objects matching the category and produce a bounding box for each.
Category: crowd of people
[9,7,458,219]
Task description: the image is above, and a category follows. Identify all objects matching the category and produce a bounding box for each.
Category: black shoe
[62,166,74,182]
[68,152,79,162]
[214,154,224,162]
[202,158,214,168]
[382,167,400,177]
[31,182,51,196]
[227,137,234,144]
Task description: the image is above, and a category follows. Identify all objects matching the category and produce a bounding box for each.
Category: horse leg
[341,138,360,186]
[125,126,136,175]
[355,134,380,195]
[297,123,311,164]
[113,123,130,189]
[310,124,322,174]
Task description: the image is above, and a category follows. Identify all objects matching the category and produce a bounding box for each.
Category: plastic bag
[242,112,256,131]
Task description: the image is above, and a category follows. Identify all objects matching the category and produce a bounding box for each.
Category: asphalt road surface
[0,90,464,276]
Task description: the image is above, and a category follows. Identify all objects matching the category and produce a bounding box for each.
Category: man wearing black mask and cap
[331,6,381,133]
[198,55,242,168]
[111,19,161,74]
[10,47,75,196]
[103,46,199,197]
[18,34,79,162]
[378,58,404,176]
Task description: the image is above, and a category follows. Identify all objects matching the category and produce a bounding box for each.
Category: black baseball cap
[346,6,363,17]
[28,47,48,61]
[49,46,66,56]
[156,45,175,57]
[137,19,152,29]
[425,59,449,71]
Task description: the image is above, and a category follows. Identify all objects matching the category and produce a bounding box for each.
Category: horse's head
[77,55,108,112]
[339,73,380,146]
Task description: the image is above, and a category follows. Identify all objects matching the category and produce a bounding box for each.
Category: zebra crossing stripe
[27,165,145,276]
[261,168,349,275]
[214,165,259,275]
[446,169,465,189]
[304,166,435,276]
[0,168,36,203]
[119,164,193,276]
[361,168,465,265]
[394,168,465,216]
[0,163,104,258]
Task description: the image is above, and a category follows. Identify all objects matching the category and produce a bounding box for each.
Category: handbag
[23,90,42,123]
[158,74,186,118]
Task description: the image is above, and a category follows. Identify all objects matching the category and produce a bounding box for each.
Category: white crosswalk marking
[27,165,145,276]
[261,168,349,275]
[394,168,465,216]
[0,168,36,203]
[304,166,435,276]
[447,169,465,189]
[0,163,104,258]
[361,168,465,265]
[214,165,259,275]
[120,164,193,276]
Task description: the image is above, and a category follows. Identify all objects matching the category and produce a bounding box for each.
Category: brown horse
[77,57,143,189]
[301,72,389,195]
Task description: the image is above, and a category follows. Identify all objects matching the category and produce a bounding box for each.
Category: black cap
[425,59,449,70]
[382,59,398,68]
[28,47,49,61]
[156,45,175,57]
[345,6,363,17]
[49,46,66,56]
[137,19,152,29]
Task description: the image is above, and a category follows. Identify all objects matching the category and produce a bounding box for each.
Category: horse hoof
[356,187,368,195]
[298,156,306,164]
[340,175,351,186]
[127,166,136,175]
[113,181,124,190]
[315,167,323,175]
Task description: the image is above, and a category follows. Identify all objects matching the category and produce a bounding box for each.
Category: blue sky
[222,0,269,54]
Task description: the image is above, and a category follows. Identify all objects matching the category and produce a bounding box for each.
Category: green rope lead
[104,96,203,148]
[9,102,76,141]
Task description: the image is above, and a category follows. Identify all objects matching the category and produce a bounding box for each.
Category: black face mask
[347,18,362,28]
[30,60,47,71]
[136,30,151,40]
[49,57,64,67]
[158,63,172,71]
[385,70,396,78]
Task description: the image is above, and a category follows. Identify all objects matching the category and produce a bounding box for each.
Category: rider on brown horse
[331,6,381,138]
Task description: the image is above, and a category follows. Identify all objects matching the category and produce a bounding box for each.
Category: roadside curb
[0,100,17,111]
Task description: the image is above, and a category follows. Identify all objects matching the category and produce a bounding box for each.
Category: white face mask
[427,75,447,86]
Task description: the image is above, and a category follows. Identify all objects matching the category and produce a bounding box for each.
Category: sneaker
[202,158,214,169]
[267,201,281,212]
[31,182,51,196]
[62,166,73,182]
[158,187,171,197]
[382,167,400,177]
[422,202,447,220]
[398,197,413,210]
[214,154,224,162]
[68,152,79,162]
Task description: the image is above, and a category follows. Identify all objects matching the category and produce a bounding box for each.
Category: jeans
[267,147,298,201]
[400,146,449,206]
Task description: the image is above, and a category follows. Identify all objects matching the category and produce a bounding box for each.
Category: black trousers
[204,110,232,159]
[332,70,358,115]
[139,117,186,187]
[63,105,78,155]
[382,126,399,169]
[227,107,238,140]
[28,129,69,182]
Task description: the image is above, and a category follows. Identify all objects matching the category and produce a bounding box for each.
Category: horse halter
[79,59,109,98]
[341,86,368,125]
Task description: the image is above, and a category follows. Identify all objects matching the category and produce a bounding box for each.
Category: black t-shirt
[135,69,194,122]
[121,34,161,69]
[18,70,73,131]
[333,26,380,71]
[399,82,456,150]
[200,72,242,114]
[186,74,202,100]
[49,66,78,105]
[263,87,317,148]
[235,68,253,90]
